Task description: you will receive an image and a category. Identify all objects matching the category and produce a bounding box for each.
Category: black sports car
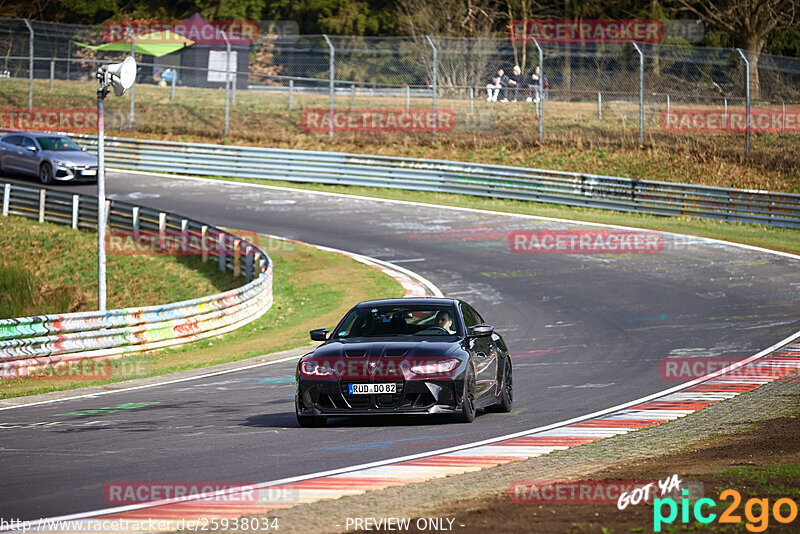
[295,298,513,426]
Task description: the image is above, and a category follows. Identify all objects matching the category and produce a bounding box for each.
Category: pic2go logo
[654,489,799,532]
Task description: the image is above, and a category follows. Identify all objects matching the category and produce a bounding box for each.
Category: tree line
[4,0,799,57]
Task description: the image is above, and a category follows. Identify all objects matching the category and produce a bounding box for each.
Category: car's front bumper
[54,164,98,181]
[296,378,463,416]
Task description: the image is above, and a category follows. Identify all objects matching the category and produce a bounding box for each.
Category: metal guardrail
[71,135,800,229]
[0,180,273,378]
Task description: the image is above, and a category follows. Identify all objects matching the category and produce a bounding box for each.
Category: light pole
[96,56,136,311]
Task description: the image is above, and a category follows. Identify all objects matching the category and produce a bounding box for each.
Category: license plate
[81,169,97,176]
[348,383,396,395]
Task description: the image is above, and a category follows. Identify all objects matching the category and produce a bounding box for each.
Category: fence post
[71,194,79,229]
[288,79,294,109]
[50,59,54,89]
[350,83,355,111]
[426,36,438,141]
[470,87,474,114]
[737,48,751,157]
[245,245,254,281]
[323,34,335,141]
[2,183,9,216]
[128,29,135,129]
[23,19,33,111]
[221,31,231,137]
[598,92,602,120]
[405,85,410,111]
[218,232,227,271]
[632,42,644,146]
[38,189,45,223]
[724,97,728,130]
[132,206,139,237]
[666,94,670,120]
[534,38,543,142]
[170,69,176,100]
[782,101,786,133]
[201,225,208,263]
[233,238,241,277]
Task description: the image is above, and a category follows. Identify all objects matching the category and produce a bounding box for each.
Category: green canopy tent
[72,30,194,57]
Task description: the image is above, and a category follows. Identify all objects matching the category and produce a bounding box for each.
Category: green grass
[0,215,239,317]
[0,235,404,399]
[187,175,800,256]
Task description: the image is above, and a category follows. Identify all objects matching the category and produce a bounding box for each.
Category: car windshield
[334,305,461,338]
[36,136,81,151]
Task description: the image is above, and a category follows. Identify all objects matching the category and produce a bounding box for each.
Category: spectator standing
[527,66,542,103]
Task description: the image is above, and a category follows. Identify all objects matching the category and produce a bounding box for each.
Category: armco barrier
[70,134,800,229]
[0,180,273,378]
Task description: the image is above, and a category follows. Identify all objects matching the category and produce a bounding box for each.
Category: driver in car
[435,310,455,334]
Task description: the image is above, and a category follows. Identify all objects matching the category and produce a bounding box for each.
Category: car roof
[355,297,461,308]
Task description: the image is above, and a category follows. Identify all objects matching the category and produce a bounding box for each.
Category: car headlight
[300,361,336,377]
[52,160,70,167]
[410,358,459,375]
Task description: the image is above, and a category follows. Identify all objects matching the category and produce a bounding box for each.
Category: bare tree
[676,0,798,99]
[397,0,503,90]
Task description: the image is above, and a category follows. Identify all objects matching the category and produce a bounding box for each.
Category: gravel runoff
[240,375,800,534]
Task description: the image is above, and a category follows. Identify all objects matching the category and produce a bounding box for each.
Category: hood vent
[345,349,367,357]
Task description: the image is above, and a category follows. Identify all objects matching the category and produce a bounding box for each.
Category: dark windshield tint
[2,135,22,145]
[36,136,81,151]
[334,305,461,338]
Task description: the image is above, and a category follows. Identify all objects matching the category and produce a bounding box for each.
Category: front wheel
[39,163,53,185]
[452,366,476,423]
[493,358,513,412]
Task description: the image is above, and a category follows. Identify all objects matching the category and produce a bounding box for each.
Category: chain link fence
[1,17,799,162]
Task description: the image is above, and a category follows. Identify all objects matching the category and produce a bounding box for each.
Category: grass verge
[182,175,800,256]
[0,235,404,399]
[0,215,239,317]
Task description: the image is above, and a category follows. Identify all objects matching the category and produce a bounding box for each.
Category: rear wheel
[39,163,53,185]
[452,366,476,423]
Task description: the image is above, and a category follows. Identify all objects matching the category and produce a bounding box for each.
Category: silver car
[0,133,98,184]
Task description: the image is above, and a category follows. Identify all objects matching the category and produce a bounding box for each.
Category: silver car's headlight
[52,160,70,167]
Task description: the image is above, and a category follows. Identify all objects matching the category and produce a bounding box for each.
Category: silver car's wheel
[39,163,53,185]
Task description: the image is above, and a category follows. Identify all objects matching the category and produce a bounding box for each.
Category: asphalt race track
[1,171,799,522]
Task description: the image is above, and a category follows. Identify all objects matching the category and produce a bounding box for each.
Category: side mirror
[26,146,37,152]
[309,328,330,342]
[81,147,87,152]
[468,324,494,337]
